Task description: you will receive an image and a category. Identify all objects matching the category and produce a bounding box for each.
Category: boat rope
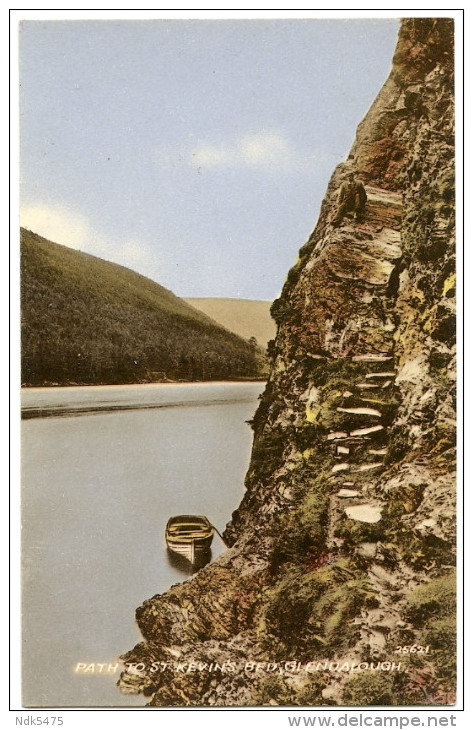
[210,523,229,547]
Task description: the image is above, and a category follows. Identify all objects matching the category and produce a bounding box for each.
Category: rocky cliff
[118,18,456,706]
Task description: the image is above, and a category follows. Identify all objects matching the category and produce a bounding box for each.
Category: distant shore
[21,377,267,389]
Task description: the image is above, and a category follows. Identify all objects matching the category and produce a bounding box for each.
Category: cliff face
[118,19,456,706]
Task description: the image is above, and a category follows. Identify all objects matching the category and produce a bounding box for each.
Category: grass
[258,557,379,661]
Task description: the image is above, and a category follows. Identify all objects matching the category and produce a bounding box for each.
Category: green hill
[20,228,263,386]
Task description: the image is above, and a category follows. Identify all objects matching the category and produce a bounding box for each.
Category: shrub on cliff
[259,559,379,661]
[404,572,456,685]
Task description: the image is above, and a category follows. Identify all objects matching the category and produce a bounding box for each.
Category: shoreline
[21,377,267,391]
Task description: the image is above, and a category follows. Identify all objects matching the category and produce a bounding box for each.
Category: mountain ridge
[184,297,276,349]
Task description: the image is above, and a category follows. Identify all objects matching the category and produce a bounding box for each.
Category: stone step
[332,461,384,477]
[368,448,388,456]
[337,489,362,498]
[350,424,385,437]
[336,443,381,462]
[381,380,393,389]
[352,354,394,363]
[344,503,383,524]
[327,431,349,441]
[364,186,402,230]
[336,445,350,456]
[354,462,384,473]
[365,372,396,379]
[364,203,401,230]
[364,186,402,207]
[355,383,379,390]
[332,463,350,474]
[337,406,382,417]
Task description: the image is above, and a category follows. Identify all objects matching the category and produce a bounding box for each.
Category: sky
[19,17,400,301]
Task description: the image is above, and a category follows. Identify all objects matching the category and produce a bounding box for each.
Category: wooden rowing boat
[165,515,214,564]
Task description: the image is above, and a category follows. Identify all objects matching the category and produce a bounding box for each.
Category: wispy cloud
[190,132,296,170]
[20,204,91,251]
[152,132,325,175]
[20,203,159,281]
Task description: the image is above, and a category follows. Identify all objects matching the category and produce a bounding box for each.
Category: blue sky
[20,18,400,300]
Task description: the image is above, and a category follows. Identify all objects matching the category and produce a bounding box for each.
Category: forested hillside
[21,228,262,385]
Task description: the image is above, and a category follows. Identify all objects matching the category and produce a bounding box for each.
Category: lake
[21,381,263,707]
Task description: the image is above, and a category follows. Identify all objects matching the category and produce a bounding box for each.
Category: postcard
[13,9,461,720]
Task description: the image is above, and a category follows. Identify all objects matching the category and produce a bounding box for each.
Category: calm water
[21,382,263,707]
